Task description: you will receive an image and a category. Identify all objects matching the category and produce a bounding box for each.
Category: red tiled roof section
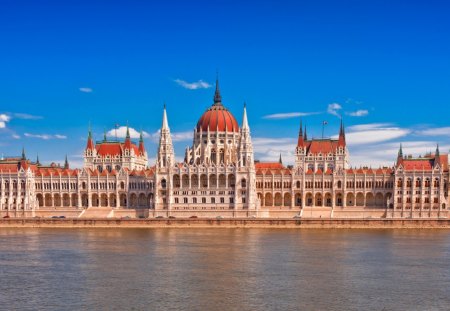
[196,105,239,132]
[95,142,140,157]
[399,154,448,171]
[306,140,339,154]
[255,162,285,169]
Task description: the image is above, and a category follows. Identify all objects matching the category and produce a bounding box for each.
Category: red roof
[255,162,285,169]
[305,139,340,154]
[397,154,448,171]
[95,141,140,157]
[196,104,239,132]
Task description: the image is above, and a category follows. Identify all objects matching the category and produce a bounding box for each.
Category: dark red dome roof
[196,79,239,132]
[196,104,239,132]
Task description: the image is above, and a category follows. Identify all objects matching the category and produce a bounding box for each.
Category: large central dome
[196,80,239,133]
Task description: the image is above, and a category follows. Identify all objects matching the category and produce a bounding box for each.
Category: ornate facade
[1,81,449,218]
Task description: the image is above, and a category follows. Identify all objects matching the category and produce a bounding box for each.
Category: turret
[86,127,95,150]
[435,144,441,167]
[157,103,174,168]
[138,131,146,155]
[238,102,254,168]
[396,143,403,166]
[124,124,132,150]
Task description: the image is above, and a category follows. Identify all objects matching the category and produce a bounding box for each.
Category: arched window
[161,179,167,189]
[211,149,217,164]
[241,178,247,188]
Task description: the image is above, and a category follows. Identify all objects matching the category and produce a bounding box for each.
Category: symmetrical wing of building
[1,81,449,218]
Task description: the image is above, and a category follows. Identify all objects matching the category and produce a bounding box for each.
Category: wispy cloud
[12,134,20,139]
[263,112,321,120]
[79,87,93,93]
[415,127,450,136]
[13,113,43,120]
[343,123,410,145]
[327,103,342,117]
[174,79,212,90]
[24,133,67,140]
[106,126,150,139]
[346,109,369,117]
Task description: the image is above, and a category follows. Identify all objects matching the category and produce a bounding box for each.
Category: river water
[0,228,449,310]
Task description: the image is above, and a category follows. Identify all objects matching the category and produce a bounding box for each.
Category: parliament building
[1,81,448,218]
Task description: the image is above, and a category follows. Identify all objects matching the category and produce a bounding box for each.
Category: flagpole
[322,121,328,139]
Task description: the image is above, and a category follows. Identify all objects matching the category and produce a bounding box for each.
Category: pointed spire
[138,130,145,155]
[64,155,69,169]
[213,74,222,105]
[162,102,169,130]
[279,153,283,164]
[21,147,26,160]
[304,126,308,141]
[436,143,440,157]
[297,119,305,147]
[398,143,403,158]
[242,102,249,129]
[36,154,40,166]
[126,123,130,139]
[103,129,107,142]
[86,124,95,150]
[338,118,346,146]
[299,118,303,136]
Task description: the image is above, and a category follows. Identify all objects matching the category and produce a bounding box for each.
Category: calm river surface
[0,228,450,310]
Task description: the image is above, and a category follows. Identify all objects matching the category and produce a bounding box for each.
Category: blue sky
[1,0,450,167]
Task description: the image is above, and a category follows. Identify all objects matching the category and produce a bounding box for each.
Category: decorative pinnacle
[21,147,26,160]
[398,143,403,157]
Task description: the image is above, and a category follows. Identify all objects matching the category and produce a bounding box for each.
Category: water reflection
[0,229,449,310]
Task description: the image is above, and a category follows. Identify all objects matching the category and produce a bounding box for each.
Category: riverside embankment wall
[2,218,450,229]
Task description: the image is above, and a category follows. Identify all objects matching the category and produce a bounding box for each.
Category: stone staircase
[78,207,114,219]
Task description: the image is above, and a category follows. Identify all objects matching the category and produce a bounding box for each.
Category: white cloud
[415,127,450,136]
[79,87,93,93]
[347,109,369,117]
[349,141,449,167]
[106,126,150,139]
[174,79,212,90]
[262,112,321,119]
[347,123,393,132]
[24,133,67,140]
[0,121,6,129]
[0,114,11,122]
[12,134,20,139]
[343,123,410,145]
[327,103,342,117]
[171,131,193,142]
[252,137,297,164]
